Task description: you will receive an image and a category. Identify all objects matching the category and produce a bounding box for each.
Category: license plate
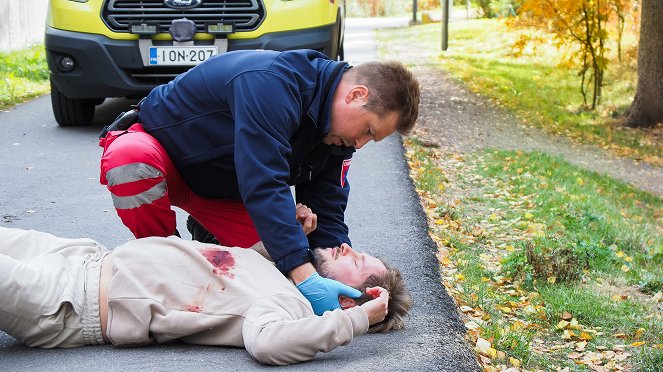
[149,46,218,66]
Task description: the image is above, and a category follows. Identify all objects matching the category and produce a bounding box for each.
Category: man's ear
[344,85,369,104]
[339,295,358,309]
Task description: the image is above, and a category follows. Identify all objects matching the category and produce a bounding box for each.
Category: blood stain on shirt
[185,304,203,313]
[200,248,236,279]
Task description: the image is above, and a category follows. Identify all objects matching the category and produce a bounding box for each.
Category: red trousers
[99,124,260,247]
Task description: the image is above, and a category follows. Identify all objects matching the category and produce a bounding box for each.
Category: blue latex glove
[296,272,362,315]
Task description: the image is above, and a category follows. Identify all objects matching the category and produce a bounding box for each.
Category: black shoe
[186,216,219,244]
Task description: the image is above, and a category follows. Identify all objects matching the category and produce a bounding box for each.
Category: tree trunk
[626,0,663,128]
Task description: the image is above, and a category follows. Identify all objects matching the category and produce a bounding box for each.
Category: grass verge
[404,139,662,371]
[378,18,662,166]
[0,44,49,110]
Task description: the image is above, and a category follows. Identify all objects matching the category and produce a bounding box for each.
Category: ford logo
[164,0,202,9]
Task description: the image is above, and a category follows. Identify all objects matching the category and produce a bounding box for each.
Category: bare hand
[295,203,317,235]
[359,286,389,325]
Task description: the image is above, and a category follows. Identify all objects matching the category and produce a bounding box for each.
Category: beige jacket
[104,236,369,365]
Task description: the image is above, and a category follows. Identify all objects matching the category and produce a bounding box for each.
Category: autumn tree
[626,0,663,128]
[512,0,635,109]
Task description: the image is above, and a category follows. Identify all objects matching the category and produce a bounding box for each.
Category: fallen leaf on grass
[568,352,583,359]
[575,340,587,351]
[563,330,577,340]
[611,294,628,301]
[633,328,645,340]
[557,320,569,330]
[652,291,662,303]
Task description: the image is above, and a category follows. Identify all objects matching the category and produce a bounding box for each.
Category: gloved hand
[296,272,362,315]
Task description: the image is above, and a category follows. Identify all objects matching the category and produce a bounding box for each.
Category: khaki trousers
[0,227,107,348]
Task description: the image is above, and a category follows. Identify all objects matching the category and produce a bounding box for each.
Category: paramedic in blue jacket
[99,49,420,315]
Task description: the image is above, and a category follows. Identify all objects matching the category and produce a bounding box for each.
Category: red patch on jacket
[200,248,236,279]
[340,159,351,187]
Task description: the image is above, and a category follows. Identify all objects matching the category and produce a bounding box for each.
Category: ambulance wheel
[50,78,96,127]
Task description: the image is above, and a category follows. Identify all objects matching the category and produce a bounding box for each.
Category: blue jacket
[139,50,355,273]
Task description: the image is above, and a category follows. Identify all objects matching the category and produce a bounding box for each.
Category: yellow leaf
[653,344,663,349]
[634,328,645,340]
[524,212,534,220]
[435,219,444,225]
[630,341,646,347]
[576,340,587,351]
[489,213,498,221]
[569,318,582,330]
[576,177,584,186]
[517,168,524,174]
[616,250,625,258]
[505,245,515,252]
[547,276,557,284]
[557,320,570,330]
[486,347,498,359]
[579,332,593,341]
[621,265,630,272]
[563,330,576,339]
[509,357,521,367]
[438,184,446,192]
[624,256,633,262]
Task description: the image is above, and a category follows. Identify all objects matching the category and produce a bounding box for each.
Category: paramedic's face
[324,85,399,149]
[313,244,387,288]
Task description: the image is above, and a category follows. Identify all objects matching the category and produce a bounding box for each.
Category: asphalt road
[0,18,479,371]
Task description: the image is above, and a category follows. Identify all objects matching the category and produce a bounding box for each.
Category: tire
[50,78,97,127]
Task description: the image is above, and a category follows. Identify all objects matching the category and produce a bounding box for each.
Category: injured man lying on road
[0,226,411,365]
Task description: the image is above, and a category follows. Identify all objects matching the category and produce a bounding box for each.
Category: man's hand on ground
[295,203,317,235]
[295,271,362,315]
[360,286,389,325]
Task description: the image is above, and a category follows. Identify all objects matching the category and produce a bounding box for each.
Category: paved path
[0,18,478,371]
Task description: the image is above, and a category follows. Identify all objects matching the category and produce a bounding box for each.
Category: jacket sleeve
[242,295,369,365]
[296,151,354,249]
[227,71,313,274]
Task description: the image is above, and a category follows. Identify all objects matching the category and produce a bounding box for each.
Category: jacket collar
[306,61,350,139]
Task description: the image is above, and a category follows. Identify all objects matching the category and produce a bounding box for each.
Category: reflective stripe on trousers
[105,163,167,210]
